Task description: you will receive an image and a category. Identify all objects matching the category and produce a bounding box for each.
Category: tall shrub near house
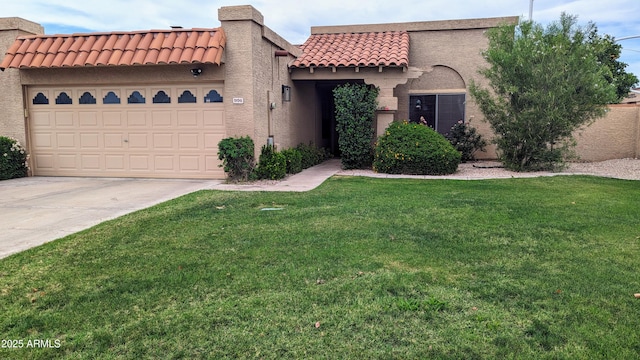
[0,136,29,180]
[333,83,379,169]
[218,136,255,181]
[470,13,632,171]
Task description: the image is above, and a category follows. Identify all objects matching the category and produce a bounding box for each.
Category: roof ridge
[15,27,222,40]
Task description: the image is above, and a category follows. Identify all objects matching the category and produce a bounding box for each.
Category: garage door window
[79,92,97,104]
[178,90,197,103]
[128,91,146,104]
[55,92,72,104]
[103,91,121,104]
[204,90,223,103]
[33,93,49,105]
[153,90,171,104]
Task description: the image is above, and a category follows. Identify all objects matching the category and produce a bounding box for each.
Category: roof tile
[1,28,225,70]
[290,31,409,69]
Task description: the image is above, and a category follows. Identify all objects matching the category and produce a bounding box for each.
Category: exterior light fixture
[191,68,202,77]
[282,85,291,102]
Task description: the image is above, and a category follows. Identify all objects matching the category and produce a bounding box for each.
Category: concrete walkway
[210,158,343,191]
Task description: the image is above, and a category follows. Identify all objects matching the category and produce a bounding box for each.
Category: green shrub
[281,148,302,174]
[445,120,487,162]
[333,83,379,169]
[255,144,287,180]
[295,142,325,169]
[373,121,461,175]
[0,136,29,180]
[218,136,255,181]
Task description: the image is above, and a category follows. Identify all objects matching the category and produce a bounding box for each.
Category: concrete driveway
[0,176,221,259]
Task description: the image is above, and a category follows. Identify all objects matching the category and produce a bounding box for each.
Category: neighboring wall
[574,104,640,161]
[0,18,43,146]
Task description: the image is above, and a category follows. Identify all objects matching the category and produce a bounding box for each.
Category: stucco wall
[219,5,314,156]
[0,18,44,147]
[574,104,639,161]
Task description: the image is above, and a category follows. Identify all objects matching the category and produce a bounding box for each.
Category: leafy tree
[589,31,639,102]
[470,13,635,171]
[333,83,379,169]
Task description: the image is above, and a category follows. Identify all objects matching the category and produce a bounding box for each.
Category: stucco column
[365,68,421,137]
[0,18,43,147]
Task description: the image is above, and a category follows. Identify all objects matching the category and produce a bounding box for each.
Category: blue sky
[4,0,639,84]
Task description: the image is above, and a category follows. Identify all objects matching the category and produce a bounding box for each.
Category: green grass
[1,175,640,359]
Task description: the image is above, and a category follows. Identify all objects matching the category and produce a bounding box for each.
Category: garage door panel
[179,156,201,171]
[32,132,53,148]
[79,112,98,127]
[152,133,174,149]
[178,133,199,149]
[127,111,147,127]
[153,156,174,171]
[29,84,226,179]
[130,155,150,170]
[80,154,101,170]
[103,112,123,126]
[152,111,172,126]
[56,133,76,148]
[203,110,224,127]
[104,133,125,149]
[79,133,100,148]
[177,110,199,127]
[55,112,75,127]
[128,133,149,148]
[35,154,54,169]
[58,154,78,169]
[105,155,126,171]
[32,112,52,126]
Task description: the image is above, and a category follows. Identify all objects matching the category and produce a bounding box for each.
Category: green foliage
[255,144,287,180]
[217,136,255,181]
[0,136,29,180]
[590,32,639,102]
[281,148,303,174]
[295,142,329,169]
[445,120,487,162]
[470,13,624,171]
[373,121,461,175]
[333,83,379,169]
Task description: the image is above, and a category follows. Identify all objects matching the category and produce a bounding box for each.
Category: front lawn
[1,176,639,359]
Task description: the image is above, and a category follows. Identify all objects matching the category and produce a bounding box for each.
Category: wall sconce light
[282,85,291,102]
[191,68,202,77]
[415,99,422,110]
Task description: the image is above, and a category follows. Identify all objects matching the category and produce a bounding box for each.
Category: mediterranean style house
[1,5,638,179]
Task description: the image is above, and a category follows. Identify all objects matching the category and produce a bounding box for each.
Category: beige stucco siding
[0,18,44,147]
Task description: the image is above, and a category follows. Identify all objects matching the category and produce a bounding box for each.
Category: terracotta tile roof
[290,31,409,69]
[1,28,225,70]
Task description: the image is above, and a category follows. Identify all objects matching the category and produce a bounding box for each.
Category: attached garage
[27,84,226,179]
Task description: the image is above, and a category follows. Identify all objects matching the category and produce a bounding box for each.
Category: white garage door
[27,84,226,179]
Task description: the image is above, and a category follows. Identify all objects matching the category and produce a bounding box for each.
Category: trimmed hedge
[255,144,286,180]
[373,121,461,175]
[281,148,303,174]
